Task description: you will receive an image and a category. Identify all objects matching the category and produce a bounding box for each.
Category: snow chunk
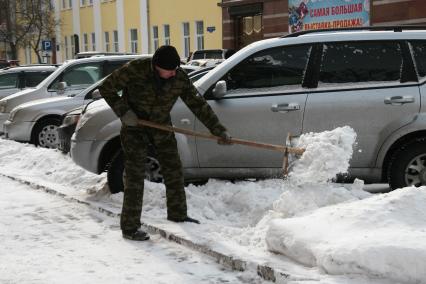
[288,126,356,185]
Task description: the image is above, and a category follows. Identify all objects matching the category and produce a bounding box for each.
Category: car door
[303,40,420,168]
[411,41,426,111]
[195,44,311,168]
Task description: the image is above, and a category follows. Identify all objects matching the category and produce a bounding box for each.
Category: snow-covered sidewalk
[1,126,425,283]
[0,176,262,284]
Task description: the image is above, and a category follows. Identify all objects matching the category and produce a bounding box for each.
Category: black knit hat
[152,45,181,70]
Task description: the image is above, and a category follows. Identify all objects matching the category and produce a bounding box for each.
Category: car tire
[107,149,163,194]
[32,118,62,148]
[388,138,426,190]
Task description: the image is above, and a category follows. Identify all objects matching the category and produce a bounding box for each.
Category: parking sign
[42,40,52,51]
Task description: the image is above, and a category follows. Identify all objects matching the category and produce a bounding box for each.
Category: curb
[1,173,304,283]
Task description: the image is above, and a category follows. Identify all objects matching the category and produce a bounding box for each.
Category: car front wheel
[32,118,61,148]
[388,138,426,190]
[107,149,163,194]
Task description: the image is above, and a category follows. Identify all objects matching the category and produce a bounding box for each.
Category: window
[88,0,93,5]
[104,31,110,52]
[152,26,159,51]
[83,33,89,52]
[113,30,119,52]
[80,0,86,6]
[24,71,53,87]
[183,22,190,58]
[195,21,204,50]
[0,73,19,89]
[70,35,75,57]
[319,41,402,84]
[64,36,69,59]
[411,41,426,78]
[62,0,66,9]
[91,33,96,51]
[68,0,72,8]
[49,63,102,90]
[223,45,311,92]
[130,28,138,53]
[164,24,170,45]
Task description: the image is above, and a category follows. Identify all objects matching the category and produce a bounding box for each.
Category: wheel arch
[381,130,426,182]
[97,136,122,173]
[30,114,63,144]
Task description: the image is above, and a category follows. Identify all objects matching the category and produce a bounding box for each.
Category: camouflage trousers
[120,126,187,232]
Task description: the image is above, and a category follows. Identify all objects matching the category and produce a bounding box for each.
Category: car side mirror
[57,81,67,95]
[212,80,227,99]
[91,89,102,100]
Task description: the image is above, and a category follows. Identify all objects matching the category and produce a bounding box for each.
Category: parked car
[0,65,57,99]
[58,106,85,153]
[0,59,19,69]
[0,54,150,133]
[71,26,426,193]
[56,68,208,154]
[3,81,103,148]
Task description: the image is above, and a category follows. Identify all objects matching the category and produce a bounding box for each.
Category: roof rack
[283,25,426,38]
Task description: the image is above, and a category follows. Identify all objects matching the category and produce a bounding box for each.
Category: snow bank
[266,187,426,283]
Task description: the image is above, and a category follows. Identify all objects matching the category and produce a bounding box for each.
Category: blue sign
[206,26,216,33]
[42,40,52,51]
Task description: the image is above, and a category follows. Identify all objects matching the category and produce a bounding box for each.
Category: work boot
[167,216,200,224]
[122,229,150,241]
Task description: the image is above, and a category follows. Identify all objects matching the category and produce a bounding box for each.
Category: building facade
[220,0,426,50]
[17,0,223,64]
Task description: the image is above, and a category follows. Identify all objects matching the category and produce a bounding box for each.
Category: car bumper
[70,136,103,174]
[0,112,10,134]
[58,123,77,153]
[3,119,34,142]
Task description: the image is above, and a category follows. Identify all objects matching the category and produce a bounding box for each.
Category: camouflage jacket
[98,57,227,136]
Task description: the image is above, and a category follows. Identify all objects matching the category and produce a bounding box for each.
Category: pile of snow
[2,124,424,283]
[266,187,426,283]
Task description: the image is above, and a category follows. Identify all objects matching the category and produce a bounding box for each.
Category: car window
[103,60,129,76]
[319,41,402,85]
[24,71,53,87]
[49,62,102,90]
[0,73,19,89]
[410,41,426,78]
[192,52,204,60]
[223,44,311,93]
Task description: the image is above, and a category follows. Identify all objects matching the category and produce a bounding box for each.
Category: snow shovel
[137,119,305,176]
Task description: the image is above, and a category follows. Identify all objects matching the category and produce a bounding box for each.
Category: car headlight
[9,108,19,122]
[62,113,81,127]
[0,101,7,113]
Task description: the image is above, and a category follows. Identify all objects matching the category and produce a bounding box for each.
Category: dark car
[58,106,84,153]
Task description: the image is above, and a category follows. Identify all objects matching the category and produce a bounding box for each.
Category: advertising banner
[289,0,370,33]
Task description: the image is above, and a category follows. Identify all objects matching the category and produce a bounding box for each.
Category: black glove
[217,131,233,145]
[120,110,139,127]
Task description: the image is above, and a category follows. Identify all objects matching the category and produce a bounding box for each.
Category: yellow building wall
[101,1,118,52]
[149,0,222,56]
[80,5,95,52]
[123,0,141,53]
[61,9,74,61]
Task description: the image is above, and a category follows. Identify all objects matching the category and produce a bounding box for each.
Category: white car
[0,54,150,133]
[3,81,101,148]
[0,65,57,99]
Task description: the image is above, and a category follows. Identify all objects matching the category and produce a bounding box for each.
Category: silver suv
[71,26,426,192]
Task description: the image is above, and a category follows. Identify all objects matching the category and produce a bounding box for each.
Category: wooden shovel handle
[137,119,305,155]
